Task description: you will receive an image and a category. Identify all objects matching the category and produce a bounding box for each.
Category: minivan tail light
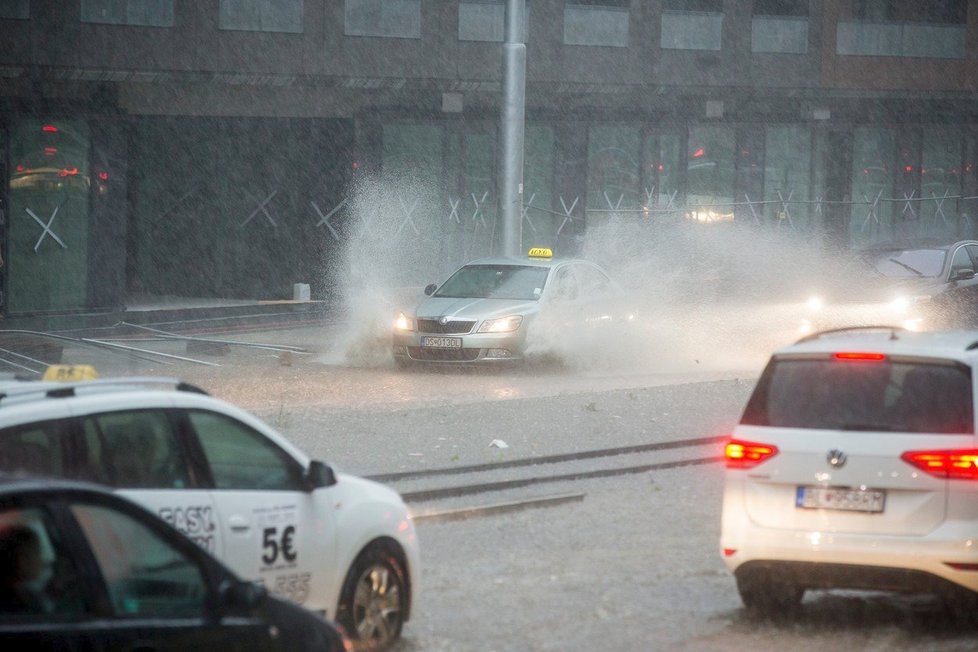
[725,439,778,469]
[901,449,978,480]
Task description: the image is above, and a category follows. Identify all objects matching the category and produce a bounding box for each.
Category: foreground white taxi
[0,376,419,649]
[722,327,978,620]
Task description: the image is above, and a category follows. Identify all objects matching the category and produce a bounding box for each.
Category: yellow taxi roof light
[527,247,553,259]
[43,365,99,382]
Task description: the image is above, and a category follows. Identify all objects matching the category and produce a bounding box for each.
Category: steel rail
[367,435,727,483]
[118,322,309,353]
[400,456,719,503]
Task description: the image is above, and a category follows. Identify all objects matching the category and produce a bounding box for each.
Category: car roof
[778,327,978,364]
[460,255,597,269]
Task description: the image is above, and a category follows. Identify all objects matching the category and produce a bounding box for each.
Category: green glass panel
[524,124,554,249]
[850,127,894,245]
[587,124,641,231]
[7,119,90,312]
[687,126,735,220]
[920,126,962,232]
[764,125,812,229]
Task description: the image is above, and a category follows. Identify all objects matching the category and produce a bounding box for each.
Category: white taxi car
[392,247,627,365]
[721,326,978,620]
[0,376,419,649]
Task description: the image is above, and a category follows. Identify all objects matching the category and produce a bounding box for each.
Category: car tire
[942,586,978,628]
[736,571,804,619]
[336,543,407,650]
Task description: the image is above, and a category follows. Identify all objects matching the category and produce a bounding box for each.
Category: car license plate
[795,486,885,513]
[421,336,462,349]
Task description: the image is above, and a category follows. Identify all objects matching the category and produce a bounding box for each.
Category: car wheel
[337,544,407,650]
[942,586,978,628]
[736,571,804,619]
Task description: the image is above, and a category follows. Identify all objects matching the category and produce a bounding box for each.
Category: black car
[0,474,349,652]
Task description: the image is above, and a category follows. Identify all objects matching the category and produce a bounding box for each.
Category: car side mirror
[952,269,976,282]
[221,579,268,610]
[305,460,337,491]
[424,283,437,296]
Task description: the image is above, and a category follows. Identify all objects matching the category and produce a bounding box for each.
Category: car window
[0,506,88,618]
[0,420,69,478]
[71,503,207,618]
[80,410,192,489]
[551,267,578,301]
[434,264,550,300]
[575,264,612,295]
[187,411,303,491]
[742,357,974,433]
[950,246,974,276]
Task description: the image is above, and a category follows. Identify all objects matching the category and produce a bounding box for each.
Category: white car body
[721,328,978,614]
[0,378,419,645]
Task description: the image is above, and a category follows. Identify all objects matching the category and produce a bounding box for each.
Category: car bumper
[721,519,978,593]
[392,330,525,363]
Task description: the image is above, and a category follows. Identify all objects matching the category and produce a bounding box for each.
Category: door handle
[228,515,251,532]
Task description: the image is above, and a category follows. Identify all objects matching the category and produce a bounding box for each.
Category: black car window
[0,506,88,619]
[187,411,303,491]
[742,357,974,433]
[0,420,68,479]
[81,410,192,489]
[71,503,207,618]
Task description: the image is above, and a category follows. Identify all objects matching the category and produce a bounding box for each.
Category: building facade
[1,0,977,316]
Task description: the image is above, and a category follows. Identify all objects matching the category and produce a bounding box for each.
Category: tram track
[378,435,728,519]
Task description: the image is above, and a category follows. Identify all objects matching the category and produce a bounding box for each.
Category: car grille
[408,347,481,362]
[417,319,475,334]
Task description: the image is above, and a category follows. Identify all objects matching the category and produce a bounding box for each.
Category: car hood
[414,296,540,320]
[819,275,945,304]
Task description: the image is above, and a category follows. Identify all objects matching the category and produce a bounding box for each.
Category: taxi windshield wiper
[887,257,924,277]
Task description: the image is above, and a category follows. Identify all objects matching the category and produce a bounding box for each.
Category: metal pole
[499,0,526,257]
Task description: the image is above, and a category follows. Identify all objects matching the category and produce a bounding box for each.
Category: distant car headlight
[393,312,414,332]
[806,296,824,312]
[478,315,523,333]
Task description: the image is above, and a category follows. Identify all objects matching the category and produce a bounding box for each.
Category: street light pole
[498,0,526,258]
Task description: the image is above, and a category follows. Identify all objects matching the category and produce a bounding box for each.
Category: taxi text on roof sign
[527,247,553,259]
[43,364,99,382]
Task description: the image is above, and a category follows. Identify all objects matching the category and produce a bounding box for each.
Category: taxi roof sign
[527,247,553,259]
[43,365,99,382]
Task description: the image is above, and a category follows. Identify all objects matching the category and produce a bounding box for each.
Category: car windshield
[741,357,974,433]
[434,265,550,301]
[864,248,946,278]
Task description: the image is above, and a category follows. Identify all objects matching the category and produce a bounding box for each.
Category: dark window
[81,410,192,489]
[188,411,302,491]
[72,503,206,617]
[80,0,174,27]
[742,357,974,433]
[664,0,722,11]
[344,0,421,38]
[218,0,303,33]
[0,507,88,618]
[0,0,28,19]
[753,0,808,17]
[854,0,966,24]
[0,420,68,478]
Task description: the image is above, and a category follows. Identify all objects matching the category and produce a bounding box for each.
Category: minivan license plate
[421,336,462,349]
[796,486,885,513]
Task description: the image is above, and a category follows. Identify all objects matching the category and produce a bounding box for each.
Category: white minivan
[721,327,978,620]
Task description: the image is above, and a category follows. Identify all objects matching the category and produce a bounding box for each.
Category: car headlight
[477,315,523,333]
[393,312,414,332]
[806,296,824,312]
